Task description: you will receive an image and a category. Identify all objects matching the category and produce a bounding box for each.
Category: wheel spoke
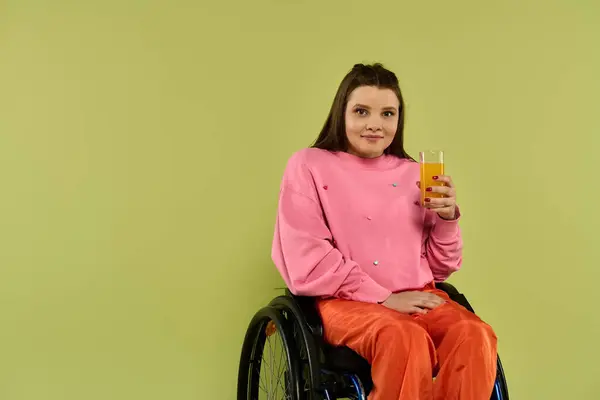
[267,332,275,399]
[276,333,286,391]
[271,331,287,399]
[243,310,299,400]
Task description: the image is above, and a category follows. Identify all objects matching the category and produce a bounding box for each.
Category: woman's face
[344,85,400,159]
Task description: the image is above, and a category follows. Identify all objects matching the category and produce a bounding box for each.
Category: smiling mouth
[362,135,384,139]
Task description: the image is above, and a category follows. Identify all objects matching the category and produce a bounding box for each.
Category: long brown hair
[312,63,412,160]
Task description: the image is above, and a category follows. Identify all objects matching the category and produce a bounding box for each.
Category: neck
[347,149,384,159]
[335,150,402,170]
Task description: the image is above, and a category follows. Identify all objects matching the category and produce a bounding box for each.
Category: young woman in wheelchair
[271,63,497,400]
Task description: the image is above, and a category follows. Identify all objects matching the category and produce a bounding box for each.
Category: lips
[362,135,384,139]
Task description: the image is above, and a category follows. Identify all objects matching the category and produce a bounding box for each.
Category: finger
[420,299,443,309]
[426,293,442,302]
[426,186,455,196]
[431,297,445,307]
[434,175,454,188]
[425,205,455,215]
[419,299,440,309]
[410,307,428,315]
[416,181,421,189]
[423,198,456,208]
[425,301,442,309]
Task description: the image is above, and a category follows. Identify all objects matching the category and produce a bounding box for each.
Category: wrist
[438,207,458,220]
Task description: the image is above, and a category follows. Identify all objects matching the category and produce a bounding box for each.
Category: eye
[354,108,368,116]
[383,111,396,117]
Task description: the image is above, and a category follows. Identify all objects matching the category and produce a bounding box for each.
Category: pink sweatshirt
[271,148,463,304]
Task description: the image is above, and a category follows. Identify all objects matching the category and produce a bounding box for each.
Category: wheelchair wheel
[238,306,301,400]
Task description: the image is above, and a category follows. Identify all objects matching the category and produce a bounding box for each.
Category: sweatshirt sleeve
[424,208,463,281]
[271,154,392,303]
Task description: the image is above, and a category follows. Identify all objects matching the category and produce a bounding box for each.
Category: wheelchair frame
[238,282,509,399]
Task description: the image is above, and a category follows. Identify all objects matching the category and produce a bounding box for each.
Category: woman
[271,63,497,400]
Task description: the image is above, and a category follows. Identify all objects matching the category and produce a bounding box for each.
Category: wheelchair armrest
[285,289,324,337]
[435,281,475,313]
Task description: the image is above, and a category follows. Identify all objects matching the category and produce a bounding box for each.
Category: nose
[366,116,383,132]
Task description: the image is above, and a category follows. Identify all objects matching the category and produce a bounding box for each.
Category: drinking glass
[419,150,445,205]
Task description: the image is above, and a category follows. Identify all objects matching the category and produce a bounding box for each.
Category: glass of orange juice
[419,150,445,205]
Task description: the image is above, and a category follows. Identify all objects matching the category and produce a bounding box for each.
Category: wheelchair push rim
[238,306,301,400]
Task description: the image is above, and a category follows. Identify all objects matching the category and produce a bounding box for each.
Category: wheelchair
[238,282,509,399]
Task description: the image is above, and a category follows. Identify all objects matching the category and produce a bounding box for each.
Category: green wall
[1,1,598,399]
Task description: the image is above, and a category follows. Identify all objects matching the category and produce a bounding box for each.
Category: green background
[1,0,598,398]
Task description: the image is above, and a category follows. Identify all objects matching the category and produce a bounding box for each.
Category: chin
[358,148,385,158]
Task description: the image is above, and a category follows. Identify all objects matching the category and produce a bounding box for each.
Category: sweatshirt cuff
[351,277,392,304]
[432,207,461,239]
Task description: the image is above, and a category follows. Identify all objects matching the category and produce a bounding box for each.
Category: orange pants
[316,284,497,400]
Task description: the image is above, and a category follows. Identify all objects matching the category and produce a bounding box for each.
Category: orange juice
[420,162,444,205]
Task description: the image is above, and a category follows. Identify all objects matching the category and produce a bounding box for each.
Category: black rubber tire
[237,306,301,400]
